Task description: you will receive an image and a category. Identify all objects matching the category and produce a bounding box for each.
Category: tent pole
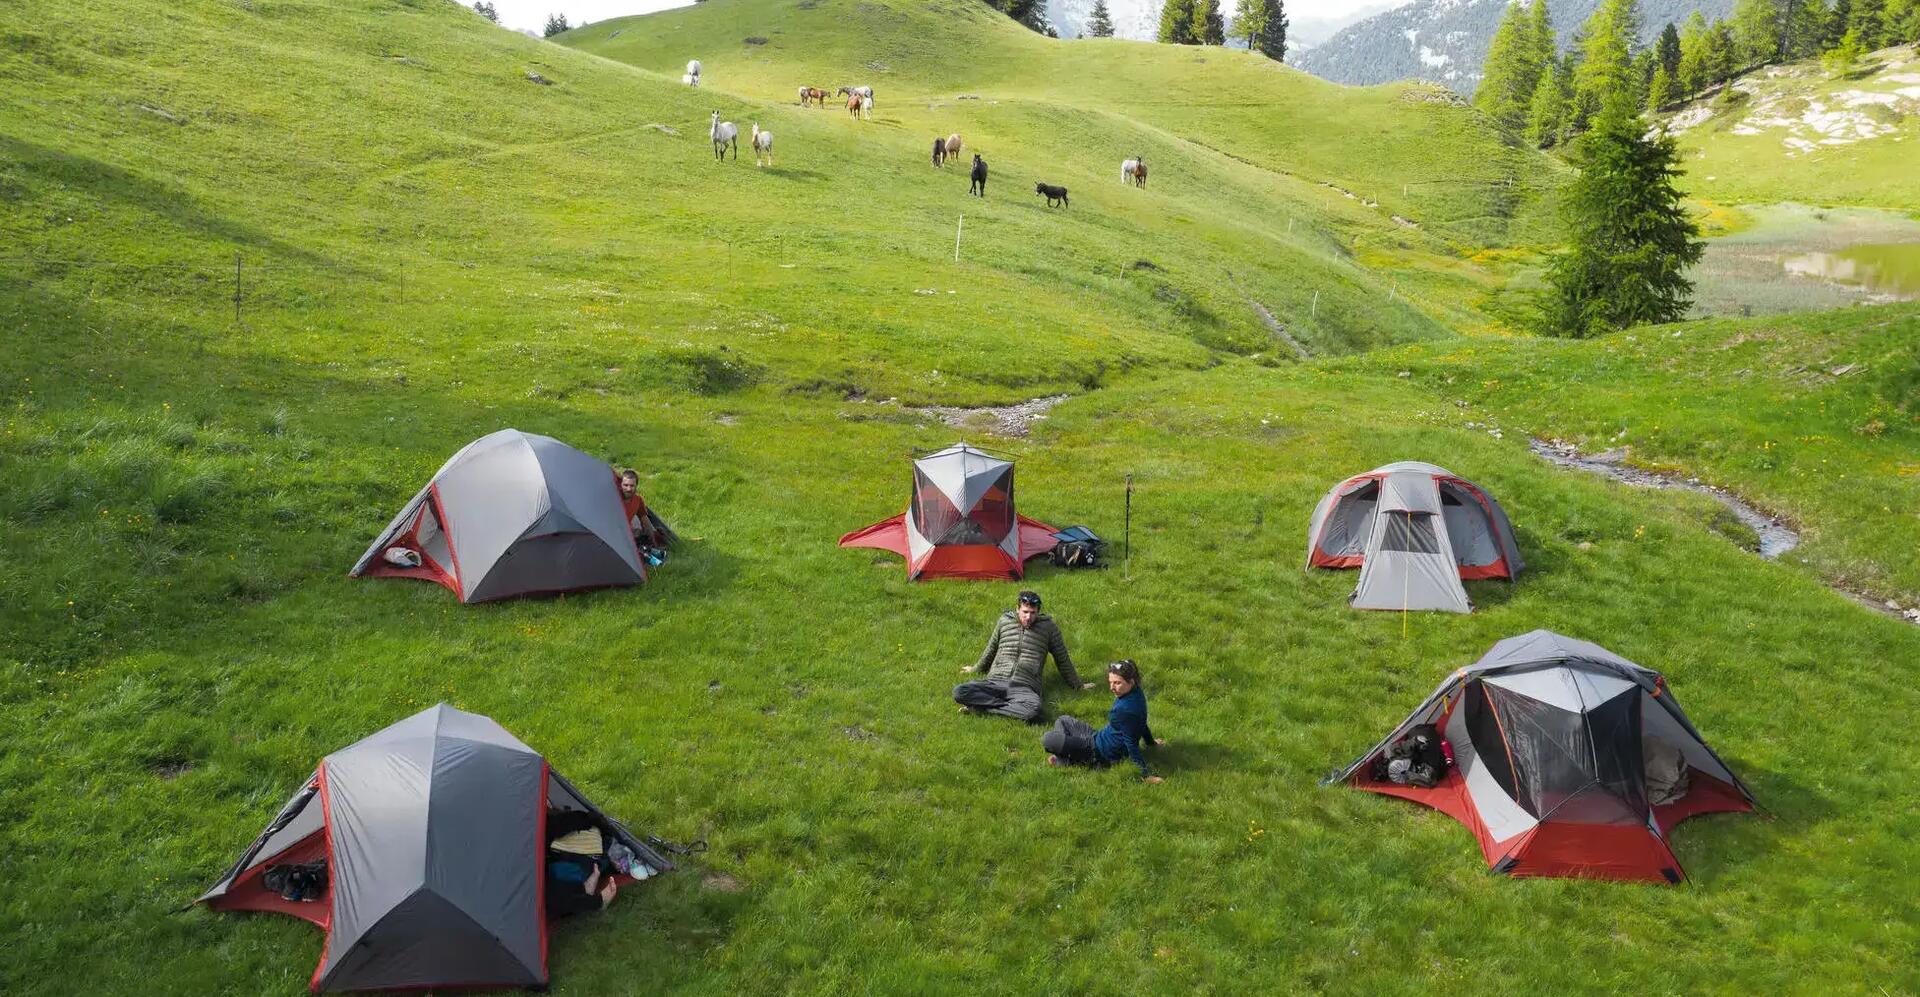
[1123,473,1133,581]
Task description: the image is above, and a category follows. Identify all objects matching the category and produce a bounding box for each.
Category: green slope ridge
[3,0,1919,995]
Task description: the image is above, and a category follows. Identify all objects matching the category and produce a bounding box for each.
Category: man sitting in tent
[545,810,619,918]
[954,591,1092,722]
[616,468,675,555]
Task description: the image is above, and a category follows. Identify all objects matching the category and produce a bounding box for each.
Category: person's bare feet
[1047,754,1062,767]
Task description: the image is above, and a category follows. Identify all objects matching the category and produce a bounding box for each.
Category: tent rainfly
[1324,630,1756,883]
[197,704,673,992]
[839,443,1059,580]
[1305,461,1523,613]
[349,429,648,603]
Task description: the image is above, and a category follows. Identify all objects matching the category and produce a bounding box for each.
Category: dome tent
[839,443,1059,580]
[1324,631,1756,883]
[1305,461,1523,613]
[196,704,674,992]
[349,429,648,602]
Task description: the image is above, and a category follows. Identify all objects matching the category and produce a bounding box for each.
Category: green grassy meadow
[3,0,1919,994]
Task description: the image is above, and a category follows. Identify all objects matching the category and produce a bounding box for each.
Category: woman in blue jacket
[1041,659,1165,783]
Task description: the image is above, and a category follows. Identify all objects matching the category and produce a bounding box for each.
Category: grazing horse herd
[691,57,1149,209]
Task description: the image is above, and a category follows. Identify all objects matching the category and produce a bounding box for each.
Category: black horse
[1035,182,1069,208]
[969,155,987,196]
[932,136,946,167]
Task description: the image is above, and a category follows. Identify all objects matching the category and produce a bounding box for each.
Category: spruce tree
[1191,0,1228,44]
[1546,90,1703,337]
[1657,22,1682,76]
[1709,21,1741,80]
[1779,0,1827,58]
[1159,0,1199,42]
[1850,0,1887,47]
[474,1,499,22]
[1893,0,1920,42]
[1826,0,1854,46]
[542,12,570,36]
[1087,0,1116,37]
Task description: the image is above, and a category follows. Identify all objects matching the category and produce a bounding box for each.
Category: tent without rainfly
[197,703,673,992]
[349,429,650,603]
[1324,630,1756,883]
[839,443,1058,580]
[1305,461,1523,613]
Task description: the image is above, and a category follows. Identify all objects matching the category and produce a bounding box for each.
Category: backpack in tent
[1325,630,1756,883]
[1304,461,1523,614]
[838,443,1060,581]
[349,429,651,603]
[1047,526,1107,569]
[197,704,674,992]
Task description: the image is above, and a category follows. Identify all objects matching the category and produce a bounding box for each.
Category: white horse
[710,111,738,161]
[686,59,702,77]
[751,123,773,167]
[859,94,873,120]
[1121,157,1147,188]
[682,73,700,87]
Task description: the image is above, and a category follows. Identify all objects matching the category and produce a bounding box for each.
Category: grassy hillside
[4,0,1920,995]
[1336,304,1920,605]
[562,0,1568,252]
[1660,43,1920,210]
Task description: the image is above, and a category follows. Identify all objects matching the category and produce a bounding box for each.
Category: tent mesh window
[1464,683,1525,810]
[1379,512,1442,554]
[970,474,1014,545]
[910,470,974,544]
[1488,685,1649,825]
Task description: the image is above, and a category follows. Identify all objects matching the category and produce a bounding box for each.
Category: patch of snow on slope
[1418,46,1451,68]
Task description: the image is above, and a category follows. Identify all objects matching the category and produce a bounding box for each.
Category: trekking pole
[1123,473,1133,581]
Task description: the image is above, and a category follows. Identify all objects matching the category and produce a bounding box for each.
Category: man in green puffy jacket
[953,590,1093,722]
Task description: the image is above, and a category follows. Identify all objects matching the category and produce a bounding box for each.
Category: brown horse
[798,86,829,107]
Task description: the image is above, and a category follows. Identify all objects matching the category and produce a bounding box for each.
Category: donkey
[1034,182,1069,208]
[1122,157,1147,188]
[969,154,988,197]
[751,124,773,167]
[710,111,738,161]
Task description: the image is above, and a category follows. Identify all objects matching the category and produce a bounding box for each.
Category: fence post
[233,252,242,326]
[954,213,964,263]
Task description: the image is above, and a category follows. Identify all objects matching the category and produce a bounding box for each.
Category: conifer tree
[1527,54,1572,146]
[1850,0,1887,47]
[542,12,570,36]
[1656,22,1682,76]
[1571,0,1640,127]
[1087,0,1116,37]
[1546,90,1703,337]
[1191,0,1228,44]
[1159,0,1199,42]
[1731,0,1783,65]
[1825,0,1854,45]
[1677,11,1711,92]
[1477,2,1543,134]
[1234,0,1289,60]
[474,1,499,22]
[1647,64,1678,107]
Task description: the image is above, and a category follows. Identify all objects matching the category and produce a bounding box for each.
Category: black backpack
[262,859,328,902]
[1048,526,1106,569]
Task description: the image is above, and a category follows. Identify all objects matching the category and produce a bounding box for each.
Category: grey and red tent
[1305,461,1523,613]
[197,704,672,992]
[839,443,1058,581]
[349,429,648,602]
[1325,631,1755,883]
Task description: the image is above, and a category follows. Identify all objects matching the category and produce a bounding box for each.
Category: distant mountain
[1290,0,1410,52]
[1295,0,1737,94]
[1046,0,1165,39]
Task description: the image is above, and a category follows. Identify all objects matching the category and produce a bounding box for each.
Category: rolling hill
[1658,42,1920,209]
[2,0,1918,994]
